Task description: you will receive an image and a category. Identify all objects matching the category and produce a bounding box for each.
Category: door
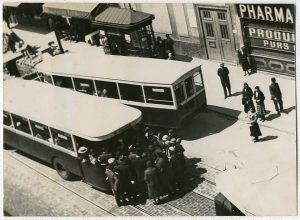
[199,9,234,62]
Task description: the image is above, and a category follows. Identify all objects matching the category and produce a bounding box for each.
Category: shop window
[220,24,229,39]
[119,83,144,103]
[217,12,226,20]
[73,78,95,95]
[185,77,194,98]
[205,23,214,37]
[95,80,119,99]
[30,120,51,142]
[3,111,12,127]
[50,128,74,152]
[52,75,74,90]
[175,84,186,104]
[11,114,31,135]
[193,72,204,92]
[144,86,173,105]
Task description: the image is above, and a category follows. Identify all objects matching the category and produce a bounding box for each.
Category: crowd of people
[154,34,175,60]
[78,127,186,206]
[217,63,284,143]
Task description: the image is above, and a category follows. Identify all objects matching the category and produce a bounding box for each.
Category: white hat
[108,158,115,164]
[170,138,176,144]
[78,146,88,154]
[169,146,175,152]
[162,135,169,141]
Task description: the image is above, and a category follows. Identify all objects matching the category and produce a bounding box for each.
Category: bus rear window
[50,128,74,152]
[95,80,119,99]
[193,72,203,92]
[144,86,173,105]
[30,120,51,142]
[175,84,185,104]
[185,76,194,98]
[119,83,144,103]
[52,75,74,90]
[73,78,95,95]
[3,111,12,126]
[11,114,32,134]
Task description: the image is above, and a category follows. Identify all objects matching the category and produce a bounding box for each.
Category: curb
[207,106,296,136]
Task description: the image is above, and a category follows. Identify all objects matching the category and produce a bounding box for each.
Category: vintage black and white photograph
[2,1,297,217]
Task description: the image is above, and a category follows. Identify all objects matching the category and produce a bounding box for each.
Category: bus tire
[53,158,72,180]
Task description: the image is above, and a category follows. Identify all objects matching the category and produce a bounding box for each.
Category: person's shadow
[259,135,278,142]
[266,113,281,121]
[230,91,243,97]
[282,106,296,114]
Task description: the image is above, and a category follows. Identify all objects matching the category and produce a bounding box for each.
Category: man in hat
[175,138,186,172]
[156,152,174,197]
[269,77,283,115]
[115,155,135,203]
[105,158,124,206]
[217,63,232,99]
[130,149,147,197]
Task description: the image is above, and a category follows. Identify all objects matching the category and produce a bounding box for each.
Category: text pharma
[248,28,295,43]
[239,5,294,23]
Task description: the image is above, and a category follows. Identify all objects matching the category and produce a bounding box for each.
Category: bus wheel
[53,158,72,180]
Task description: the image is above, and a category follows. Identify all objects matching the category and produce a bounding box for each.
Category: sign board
[237,4,295,24]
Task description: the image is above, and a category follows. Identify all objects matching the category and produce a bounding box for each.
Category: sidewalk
[192,58,296,135]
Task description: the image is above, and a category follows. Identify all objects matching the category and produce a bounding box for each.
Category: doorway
[199,8,235,62]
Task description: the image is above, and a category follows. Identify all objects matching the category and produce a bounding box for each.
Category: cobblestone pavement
[4,148,216,216]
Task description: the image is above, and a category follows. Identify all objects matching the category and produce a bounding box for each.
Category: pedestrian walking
[237,45,251,76]
[105,158,124,206]
[254,86,266,121]
[242,83,255,114]
[247,108,262,143]
[165,34,175,57]
[144,160,161,205]
[217,63,232,99]
[269,77,283,115]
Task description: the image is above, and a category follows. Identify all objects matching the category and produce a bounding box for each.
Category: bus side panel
[138,107,180,128]
[3,129,82,177]
[4,128,19,148]
[178,91,207,121]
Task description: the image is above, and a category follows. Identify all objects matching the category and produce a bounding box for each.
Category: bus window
[30,120,51,142]
[52,75,74,90]
[119,83,144,103]
[73,78,95,95]
[50,128,74,152]
[144,86,173,105]
[175,84,186,104]
[185,76,194,98]
[11,114,32,134]
[44,74,53,84]
[3,111,12,126]
[193,72,204,92]
[95,80,119,99]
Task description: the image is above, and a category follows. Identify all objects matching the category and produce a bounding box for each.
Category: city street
[4,110,296,216]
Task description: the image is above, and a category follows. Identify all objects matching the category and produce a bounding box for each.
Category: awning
[93,7,154,30]
[42,3,100,19]
[3,2,22,7]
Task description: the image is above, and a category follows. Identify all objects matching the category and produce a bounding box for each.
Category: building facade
[122,3,295,76]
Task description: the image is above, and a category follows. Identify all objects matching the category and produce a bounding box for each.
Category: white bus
[34,53,206,128]
[4,79,141,191]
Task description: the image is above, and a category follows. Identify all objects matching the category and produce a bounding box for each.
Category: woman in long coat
[254,86,266,121]
[247,108,262,142]
[242,83,255,114]
[237,46,251,76]
[144,160,161,205]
